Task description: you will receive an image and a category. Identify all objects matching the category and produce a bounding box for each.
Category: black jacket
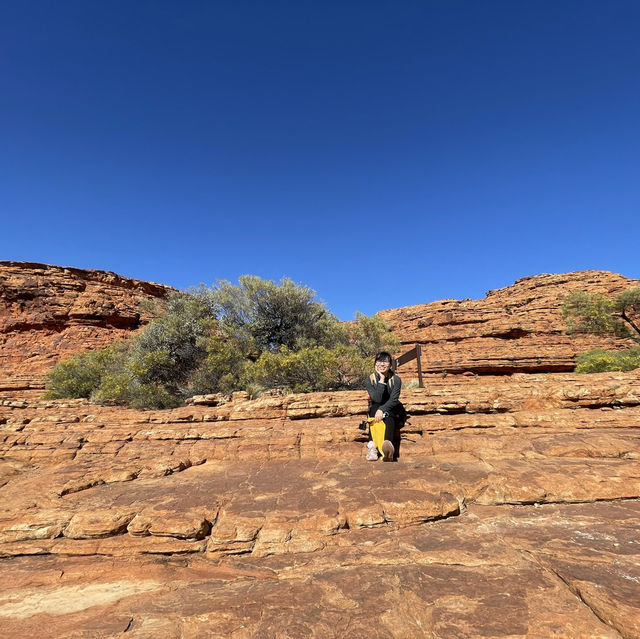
[365,372,402,415]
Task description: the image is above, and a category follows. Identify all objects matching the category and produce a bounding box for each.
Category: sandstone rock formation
[1,263,639,638]
[0,262,173,394]
[381,270,639,377]
[1,371,639,637]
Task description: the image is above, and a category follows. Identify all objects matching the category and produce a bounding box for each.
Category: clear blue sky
[2,1,639,319]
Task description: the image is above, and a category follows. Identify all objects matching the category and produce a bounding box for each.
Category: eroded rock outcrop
[1,371,639,637]
[381,270,639,376]
[0,261,173,393]
[1,265,640,638]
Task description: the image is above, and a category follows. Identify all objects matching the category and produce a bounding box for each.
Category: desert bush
[348,312,400,357]
[45,292,217,404]
[197,275,341,352]
[130,293,214,385]
[91,372,181,409]
[562,288,640,373]
[246,344,369,394]
[43,347,119,399]
[562,289,640,339]
[575,347,640,373]
[44,276,399,406]
[562,291,630,337]
[617,288,640,335]
[189,332,248,395]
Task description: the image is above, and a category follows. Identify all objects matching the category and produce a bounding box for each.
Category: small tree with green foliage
[562,289,640,340]
[195,275,346,353]
[348,312,400,358]
[562,288,640,373]
[246,344,369,394]
[130,293,214,388]
[189,332,249,395]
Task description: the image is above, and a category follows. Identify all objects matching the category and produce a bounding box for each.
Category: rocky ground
[1,371,639,638]
[1,263,640,637]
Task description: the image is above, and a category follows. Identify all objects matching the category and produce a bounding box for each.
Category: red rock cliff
[2,264,638,392]
[1,264,640,637]
[0,261,174,391]
[382,270,639,377]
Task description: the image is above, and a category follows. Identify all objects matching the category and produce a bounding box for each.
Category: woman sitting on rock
[365,351,402,461]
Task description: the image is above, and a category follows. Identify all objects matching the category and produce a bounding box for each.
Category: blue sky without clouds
[1,1,639,319]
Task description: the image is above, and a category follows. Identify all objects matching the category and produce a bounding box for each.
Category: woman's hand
[375,409,384,422]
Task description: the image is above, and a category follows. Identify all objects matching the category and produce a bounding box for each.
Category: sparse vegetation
[562,288,640,373]
[44,276,399,408]
[575,347,640,373]
[562,289,640,339]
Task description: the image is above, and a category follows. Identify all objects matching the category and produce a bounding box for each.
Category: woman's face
[375,358,391,375]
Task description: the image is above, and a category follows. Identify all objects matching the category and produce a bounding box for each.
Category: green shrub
[562,289,640,339]
[43,347,120,399]
[90,372,135,405]
[131,293,214,385]
[196,275,340,352]
[44,292,216,407]
[91,372,182,409]
[44,276,400,407]
[189,332,248,395]
[348,312,400,358]
[575,347,640,373]
[617,288,640,319]
[246,345,369,394]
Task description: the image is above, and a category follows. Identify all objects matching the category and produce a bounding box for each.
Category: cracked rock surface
[1,371,640,638]
[0,261,172,392]
[1,264,640,637]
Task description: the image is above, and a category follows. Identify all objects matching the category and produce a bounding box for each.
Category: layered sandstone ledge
[1,264,640,637]
[1,371,639,637]
[0,261,173,390]
[380,270,639,375]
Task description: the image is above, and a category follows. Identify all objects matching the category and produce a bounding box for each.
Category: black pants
[368,403,396,442]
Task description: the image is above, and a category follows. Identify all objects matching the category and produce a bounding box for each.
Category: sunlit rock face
[380,269,639,376]
[0,261,173,394]
[1,264,639,638]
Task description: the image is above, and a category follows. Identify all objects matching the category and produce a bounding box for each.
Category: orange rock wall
[1,264,640,637]
[0,261,173,391]
[3,264,638,395]
[381,270,639,376]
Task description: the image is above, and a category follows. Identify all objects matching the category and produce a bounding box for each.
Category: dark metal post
[415,344,423,388]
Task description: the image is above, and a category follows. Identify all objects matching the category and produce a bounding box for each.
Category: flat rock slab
[1,500,638,638]
[2,369,640,637]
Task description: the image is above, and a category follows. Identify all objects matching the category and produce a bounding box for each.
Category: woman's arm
[380,375,402,414]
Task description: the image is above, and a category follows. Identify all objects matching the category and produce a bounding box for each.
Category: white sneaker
[366,441,378,461]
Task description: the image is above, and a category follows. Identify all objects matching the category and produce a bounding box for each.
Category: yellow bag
[368,417,385,455]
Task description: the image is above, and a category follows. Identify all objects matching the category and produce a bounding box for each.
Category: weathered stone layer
[1,370,640,636]
[2,265,640,637]
[381,270,639,376]
[0,261,173,391]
